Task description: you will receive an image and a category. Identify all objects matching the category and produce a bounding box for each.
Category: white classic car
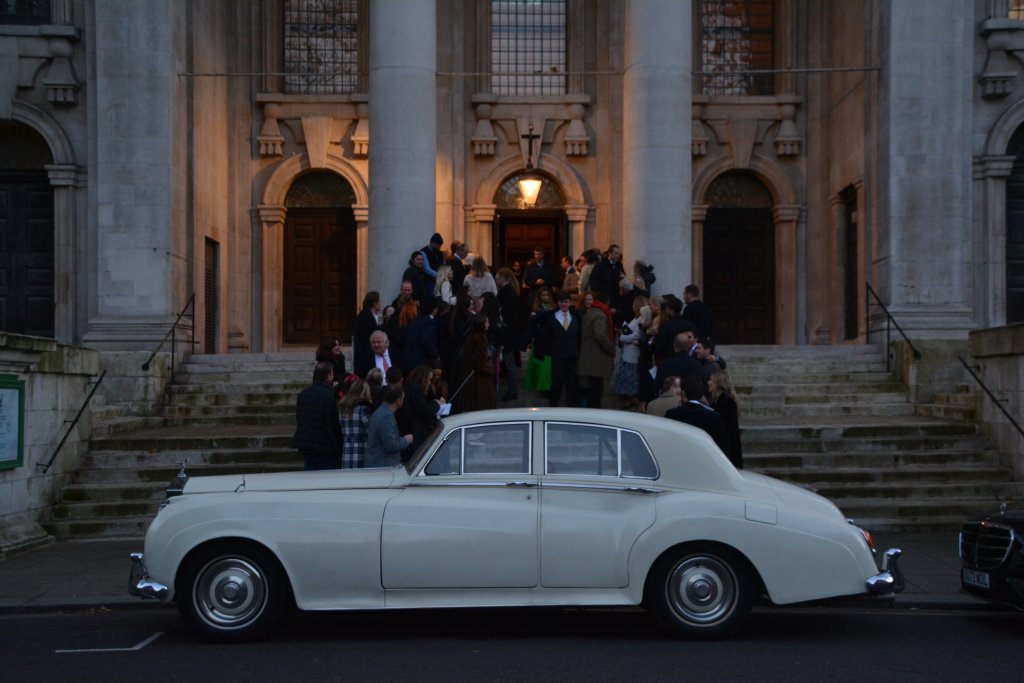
[130,407,903,641]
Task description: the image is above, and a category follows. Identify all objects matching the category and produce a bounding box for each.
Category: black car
[959,507,1024,608]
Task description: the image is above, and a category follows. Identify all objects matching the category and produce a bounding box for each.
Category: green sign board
[0,375,25,470]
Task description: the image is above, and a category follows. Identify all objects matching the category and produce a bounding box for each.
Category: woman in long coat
[451,315,497,413]
[577,292,616,408]
[708,369,743,469]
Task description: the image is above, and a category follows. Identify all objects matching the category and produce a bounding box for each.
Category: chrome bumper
[129,552,170,601]
[865,548,905,594]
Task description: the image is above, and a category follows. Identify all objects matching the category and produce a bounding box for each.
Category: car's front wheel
[645,543,754,639]
[177,541,292,642]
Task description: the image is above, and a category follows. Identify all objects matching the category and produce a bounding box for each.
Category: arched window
[705,171,772,207]
[494,174,565,209]
[285,171,356,208]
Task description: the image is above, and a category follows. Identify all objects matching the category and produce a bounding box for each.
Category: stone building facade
[2,0,1024,369]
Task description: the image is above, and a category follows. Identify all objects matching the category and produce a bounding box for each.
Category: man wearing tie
[546,291,581,407]
[370,330,394,374]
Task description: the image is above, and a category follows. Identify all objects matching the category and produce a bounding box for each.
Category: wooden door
[283,208,356,344]
[0,171,54,338]
[703,207,775,344]
[497,213,565,270]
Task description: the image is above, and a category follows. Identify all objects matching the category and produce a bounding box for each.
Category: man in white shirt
[370,330,394,373]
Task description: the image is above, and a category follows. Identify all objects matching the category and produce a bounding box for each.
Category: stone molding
[469,93,592,161]
[693,95,803,163]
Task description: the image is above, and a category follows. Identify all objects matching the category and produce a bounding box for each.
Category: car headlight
[848,519,876,554]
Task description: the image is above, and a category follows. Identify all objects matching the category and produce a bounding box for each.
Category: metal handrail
[39,371,105,474]
[958,356,1024,442]
[141,293,196,375]
[865,283,921,371]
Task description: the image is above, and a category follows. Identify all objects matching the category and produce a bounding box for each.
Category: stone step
[167,381,306,394]
[740,392,908,404]
[793,480,1024,501]
[82,448,299,469]
[157,404,294,418]
[740,422,979,439]
[753,464,1011,484]
[52,500,162,521]
[728,371,897,383]
[45,517,152,539]
[165,391,300,407]
[60,482,168,502]
[745,450,1004,469]
[831,498,1023,528]
[743,404,916,419]
[738,383,905,396]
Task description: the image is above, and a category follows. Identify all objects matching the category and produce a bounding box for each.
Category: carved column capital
[258,205,287,229]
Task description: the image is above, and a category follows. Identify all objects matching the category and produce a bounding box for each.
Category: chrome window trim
[417,421,533,477]
[543,421,660,480]
[539,481,666,495]
[406,480,536,489]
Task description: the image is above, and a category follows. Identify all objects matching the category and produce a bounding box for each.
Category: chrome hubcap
[667,556,736,624]
[194,557,267,628]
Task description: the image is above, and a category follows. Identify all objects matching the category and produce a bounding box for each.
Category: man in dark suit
[682,284,713,343]
[292,362,344,470]
[665,376,733,463]
[651,326,703,401]
[401,297,439,373]
[546,291,582,407]
[522,248,557,306]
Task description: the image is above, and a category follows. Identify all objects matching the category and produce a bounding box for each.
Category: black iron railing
[958,356,1024,442]
[865,283,921,371]
[39,371,105,474]
[141,294,196,376]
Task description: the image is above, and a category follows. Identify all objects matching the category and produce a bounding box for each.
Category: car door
[540,422,660,588]
[380,421,539,588]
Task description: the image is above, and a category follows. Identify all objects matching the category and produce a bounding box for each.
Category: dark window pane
[284,0,360,94]
[491,0,565,96]
[700,0,775,96]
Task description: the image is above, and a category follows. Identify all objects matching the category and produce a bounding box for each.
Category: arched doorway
[0,120,54,338]
[492,173,567,270]
[1007,125,1024,323]
[282,171,357,344]
[703,172,775,344]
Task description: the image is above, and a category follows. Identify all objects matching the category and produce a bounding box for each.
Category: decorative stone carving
[471,102,497,156]
[352,103,369,157]
[258,104,284,157]
[301,116,334,169]
[40,30,79,106]
[564,104,589,156]
[692,104,708,157]
[979,27,1016,98]
[774,103,801,156]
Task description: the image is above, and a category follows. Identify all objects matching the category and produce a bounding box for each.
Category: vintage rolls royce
[130,408,903,641]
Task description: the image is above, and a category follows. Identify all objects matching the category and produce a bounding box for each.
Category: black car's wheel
[177,541,292,642]
[645,543,754,639]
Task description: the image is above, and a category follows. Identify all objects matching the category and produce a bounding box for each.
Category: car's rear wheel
[645,543,754,639]
[177,541,291,642]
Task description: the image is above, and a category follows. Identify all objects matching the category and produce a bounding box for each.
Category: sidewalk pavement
[0,532,1002,614]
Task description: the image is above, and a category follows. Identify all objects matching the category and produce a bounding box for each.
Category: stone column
[565,205,590,263]
[83,0,184,348]
[257,206,286,353]
[690,205,707,293]
[45,164,81,343]
[774,204,801,345]
[824,193,843,344]
[622,0,691,297]
[976,155,1015,325]
[878,0,974,335]
[354,203,370,331]
[368,0,437,300]
[468,204,496,261]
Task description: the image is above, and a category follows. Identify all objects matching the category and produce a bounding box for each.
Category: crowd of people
[291,233,744,473]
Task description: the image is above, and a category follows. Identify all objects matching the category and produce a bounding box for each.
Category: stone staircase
[47,345,1022,538]
[722,345,1021,531]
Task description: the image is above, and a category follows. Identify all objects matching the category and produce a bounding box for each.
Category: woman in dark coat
[708,369,743,469]
[353,291,382,378]
[315,336,346,399]
[404,365,441,453]
[451,315,497,414]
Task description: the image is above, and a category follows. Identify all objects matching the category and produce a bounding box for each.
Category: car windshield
[404,421,444,474]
